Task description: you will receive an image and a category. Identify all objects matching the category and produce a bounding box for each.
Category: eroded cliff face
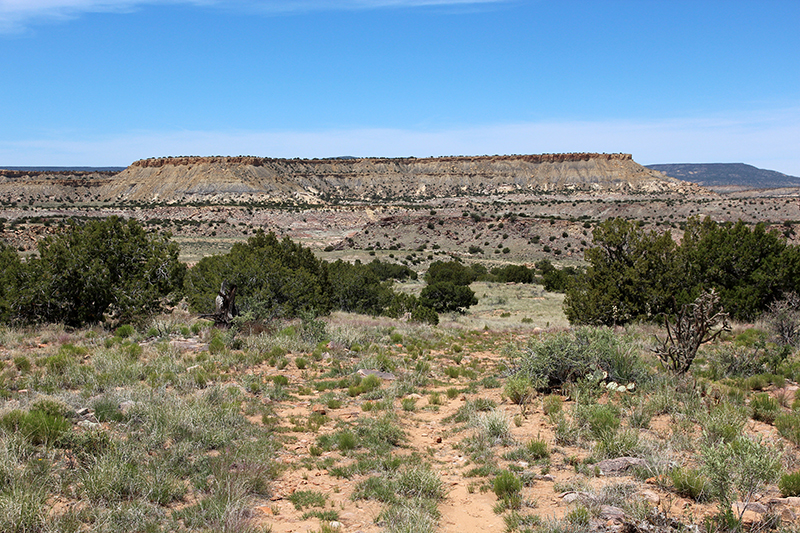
[0,170,115,204]
[98,153,702,203]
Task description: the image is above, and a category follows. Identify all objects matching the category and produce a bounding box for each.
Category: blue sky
[1,0,799,174]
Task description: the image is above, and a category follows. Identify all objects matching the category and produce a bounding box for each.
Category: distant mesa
[105,152,696,204]
[0,153,703,205]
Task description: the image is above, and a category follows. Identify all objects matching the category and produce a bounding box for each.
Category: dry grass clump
[0,295,798,532]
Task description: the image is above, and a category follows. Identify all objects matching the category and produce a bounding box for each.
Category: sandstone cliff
[97,153,701,204]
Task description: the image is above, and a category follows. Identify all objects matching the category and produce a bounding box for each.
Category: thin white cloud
[3,109,799,175]
[0,0,506,33]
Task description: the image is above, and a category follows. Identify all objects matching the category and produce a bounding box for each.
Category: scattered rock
[356,369,396,380]
[596,456,647,475]
[732,502,767,525]
[601,505,626,523]
[560,491,594,504]
[767,498,798,521]
[639,489,660,505]
[736,502,768,514]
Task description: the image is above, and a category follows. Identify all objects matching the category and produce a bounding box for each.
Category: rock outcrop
[97,153,701,204]
[0,170,115,204]
[0,153,705,205]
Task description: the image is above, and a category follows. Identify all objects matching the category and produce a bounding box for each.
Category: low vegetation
[2,214,800,532]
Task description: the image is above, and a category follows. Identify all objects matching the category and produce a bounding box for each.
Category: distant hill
[647,163,800,189]
[0,166,125,172]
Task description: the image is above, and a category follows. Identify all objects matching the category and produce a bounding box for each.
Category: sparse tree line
[1,214,796,332]
[564,216,800,326]
[0,217,481,328]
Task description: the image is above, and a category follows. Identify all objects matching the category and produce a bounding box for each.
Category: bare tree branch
[652,289,730,374]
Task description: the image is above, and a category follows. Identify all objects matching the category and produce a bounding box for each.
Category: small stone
[536,474,555,482]
[356,369,396,380]
[782,507,798,522]
[733,502,767,515]
[75,407,91,417]
[596,456,647,475]
[600,505,626,522]
[639,489,660,505]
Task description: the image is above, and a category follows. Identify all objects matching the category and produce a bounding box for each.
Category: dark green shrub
[185,231,331,320]
[493,470,522,499]
[444,366,460,379]
[493,264,535,284]
[671,467,710,501]
[30,397,70,418]
[518,439,549,460]
[504,375,534,405]
[92,397,125,422]
[579,403,621,438]
[13,355,31,372]
[703,402,747,444]
[542,394,562,416]
[780,471,800,497]
[336,431,357,452]
[750,393,780,424]
[288,489,327,510]
[776,411,800,444]
[14,217,184,326]
[208,333,226,354]
[0,409,70,446]
[410,305,439,325]
[114,324,135,338]
[419,281,477,314]
[567,217,800,325]
[425,260,476,286]
[43,352,77,374]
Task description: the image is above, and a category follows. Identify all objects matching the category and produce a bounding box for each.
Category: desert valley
[1,153,800,533]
